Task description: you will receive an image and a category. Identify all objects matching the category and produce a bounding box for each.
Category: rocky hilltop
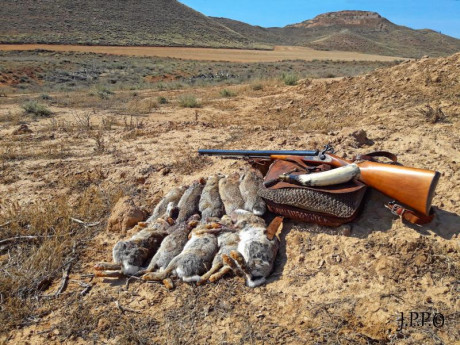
[290,10,388,29]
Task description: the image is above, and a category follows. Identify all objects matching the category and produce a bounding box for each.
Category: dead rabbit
[226,210,282,287]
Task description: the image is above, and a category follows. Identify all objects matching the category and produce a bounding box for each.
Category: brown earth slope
[0,54,459,344]
[0,0,261,48]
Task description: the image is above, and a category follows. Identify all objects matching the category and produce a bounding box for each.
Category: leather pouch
[257,157,367,227]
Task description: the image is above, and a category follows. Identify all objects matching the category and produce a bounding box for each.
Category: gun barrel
[198,149,318,158]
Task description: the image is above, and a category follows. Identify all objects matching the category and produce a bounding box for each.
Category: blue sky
[180,0,460,38]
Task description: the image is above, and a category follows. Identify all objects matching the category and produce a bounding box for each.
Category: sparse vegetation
[282,73,298,85]
[96,87,114,100]
[0,50,400,95]
[178,94,200,108]
[418,104,447,123]
[219,88,236,97]
[251,83,264,91]
[91,131,107,153]
[157,96,168,104]
[123,115,145,131]
[21,100,52,117]
[127,98,158,114]
[0,187,121,336]
[73,112,93,130]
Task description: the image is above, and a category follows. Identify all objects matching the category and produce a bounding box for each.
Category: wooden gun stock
[356,161,440,216]
[298,154,440,216]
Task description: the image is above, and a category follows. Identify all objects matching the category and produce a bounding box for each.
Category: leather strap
[355,151,398,163]
[385,202,435,225]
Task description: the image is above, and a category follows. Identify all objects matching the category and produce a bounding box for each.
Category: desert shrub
[157,96,168,104]
[72,112,93,130]
[220,88,236,97]
[178,94,200,108]
[417,105,446,124]
[123,116,145,131]
[126,98,158,115]
[91,131,106,153]
[21,101,52,117]
[127,98,158,114]
[96,87,114,100]
[282,73,298,86]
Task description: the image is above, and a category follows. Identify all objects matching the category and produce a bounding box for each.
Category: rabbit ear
[265,216,284,240]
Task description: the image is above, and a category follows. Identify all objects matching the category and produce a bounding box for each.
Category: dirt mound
[258,53,460,138]
[107,196,148,235]
[296,52,458,113]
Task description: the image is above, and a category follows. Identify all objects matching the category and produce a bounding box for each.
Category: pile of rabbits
[94,168,282,288]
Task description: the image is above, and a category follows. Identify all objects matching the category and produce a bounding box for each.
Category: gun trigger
[320,144,334,159]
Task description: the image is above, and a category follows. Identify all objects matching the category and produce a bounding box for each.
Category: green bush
[22,101,52,117]
[282,73,298,86]
[178,94,200,108]
[95,87,114,100]
[157,96,168,104]
[220,88,236,97]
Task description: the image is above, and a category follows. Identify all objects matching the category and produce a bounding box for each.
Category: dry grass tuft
[417,105,447,124]
[219,88,237,98]
[178,94,201,108]
[54,294,159,344]
[0,110,21,124]
[0,185,122,335]
[126,98,158,115]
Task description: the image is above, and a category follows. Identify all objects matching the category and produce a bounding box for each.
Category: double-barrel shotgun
[198,146,440,222]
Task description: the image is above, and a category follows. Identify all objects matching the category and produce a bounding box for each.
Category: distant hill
[1,2,459,57]
[288,11,460,58]
[0,0,264,48]
[213,11,460,58]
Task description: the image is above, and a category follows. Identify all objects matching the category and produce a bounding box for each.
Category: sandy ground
[0,53,459,344]
[0,44,404,62]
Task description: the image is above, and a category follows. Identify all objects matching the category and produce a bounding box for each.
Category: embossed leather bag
[257,157,367,226]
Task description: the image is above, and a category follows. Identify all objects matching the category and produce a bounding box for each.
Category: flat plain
[0,44,404,62]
